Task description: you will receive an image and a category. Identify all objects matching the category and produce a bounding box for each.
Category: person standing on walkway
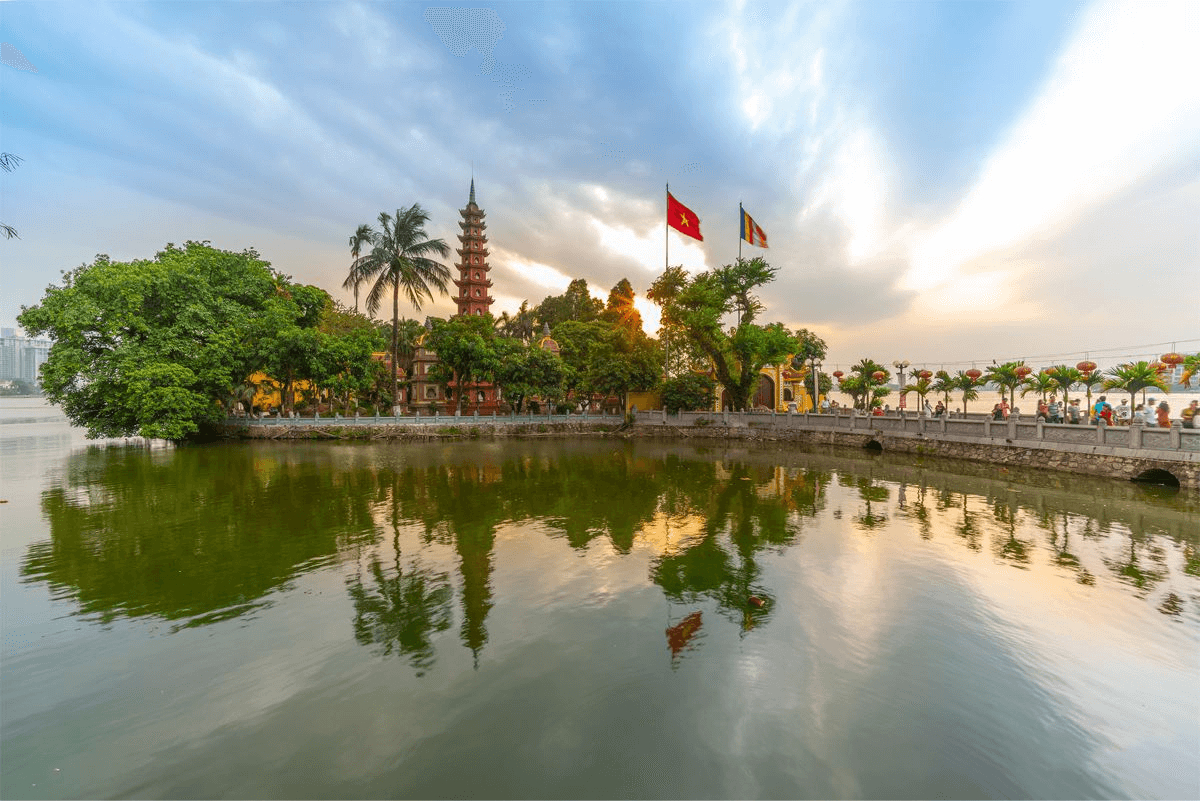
[1048,397,1061,423]
[1156,401,1171,428]
[1182,400,1198,428]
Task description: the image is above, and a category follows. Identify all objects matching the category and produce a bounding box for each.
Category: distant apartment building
[0,332,52,384]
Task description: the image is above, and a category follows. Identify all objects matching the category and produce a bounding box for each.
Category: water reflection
[23,447,379,628]
[22,440,1200,672]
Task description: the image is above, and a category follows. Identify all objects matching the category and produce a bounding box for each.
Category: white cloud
[902,0,1200,292]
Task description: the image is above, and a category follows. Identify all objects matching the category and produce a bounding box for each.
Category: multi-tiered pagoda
[453,180,494,317]
[409,181,501,412]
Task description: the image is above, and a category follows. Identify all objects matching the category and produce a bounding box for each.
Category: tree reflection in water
[346,558,453,676]
[21,440,1200,670]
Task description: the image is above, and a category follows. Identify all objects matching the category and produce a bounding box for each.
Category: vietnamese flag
[667,192,703,241]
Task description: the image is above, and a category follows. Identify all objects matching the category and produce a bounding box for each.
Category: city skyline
[2,0,1197,370]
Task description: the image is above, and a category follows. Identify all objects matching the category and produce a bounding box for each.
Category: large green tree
[653,257,798,411]
[493,338,567,413]
[355,204,451,408]
[18,242,308,440]
[426,314,501,413]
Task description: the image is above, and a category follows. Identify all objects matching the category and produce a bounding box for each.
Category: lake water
[2,398,1198,799]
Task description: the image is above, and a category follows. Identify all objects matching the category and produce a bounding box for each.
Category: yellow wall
[247,372,317,410]
[626,391,662,413]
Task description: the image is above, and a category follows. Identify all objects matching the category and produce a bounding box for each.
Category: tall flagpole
[665,183,669,271]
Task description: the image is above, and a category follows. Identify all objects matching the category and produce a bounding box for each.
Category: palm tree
[356,204,452,409]
[1079,370,1105,420]
[1020,372,1056,404]
[984,361,1024,410]
[344,223,374,313]
[931,371,955,408]
[1102,361,1170,413]
[1045,365,1082,408]
[953,371,981,415]
[849,359,889,410]
[902,377,933,411]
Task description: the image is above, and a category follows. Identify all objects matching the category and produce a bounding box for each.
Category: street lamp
[810,358,822,411]
[893,360,910,412]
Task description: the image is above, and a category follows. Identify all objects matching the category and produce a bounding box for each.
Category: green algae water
[2,400,1198,799]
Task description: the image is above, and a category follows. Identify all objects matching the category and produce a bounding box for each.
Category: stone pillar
[1096,419,1106,444]
[1036,419,1044,440]
[1007,415,1017,440]
[1170,422,1181,450]
[1129,422,1142,449]
[940,415,948,434]
[983,417,991,438]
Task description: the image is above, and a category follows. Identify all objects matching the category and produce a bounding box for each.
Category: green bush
[662,373,716,414]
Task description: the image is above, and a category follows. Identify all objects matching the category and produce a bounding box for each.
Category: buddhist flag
[667,191,703,241]
[740,205,768,248]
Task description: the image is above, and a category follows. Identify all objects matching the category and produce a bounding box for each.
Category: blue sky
[3,0,1198,370]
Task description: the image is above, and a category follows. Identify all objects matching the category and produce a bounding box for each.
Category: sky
[2,0,1198,372]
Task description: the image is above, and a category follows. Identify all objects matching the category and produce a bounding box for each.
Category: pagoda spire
[469,178,476,206]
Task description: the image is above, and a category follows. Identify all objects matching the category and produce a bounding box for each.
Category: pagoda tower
[453,180,494,317]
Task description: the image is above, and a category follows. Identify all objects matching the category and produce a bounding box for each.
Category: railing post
[940,415,948,434]
[1096,419,1106,444]
[1170,422,1181,450]
[1036,419,1044,441]
[983,417,991,438]
[1007,414,1017,439]
[1129,421,1142,449]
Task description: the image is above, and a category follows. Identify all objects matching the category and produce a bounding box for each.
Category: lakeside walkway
[223,408,1200,489]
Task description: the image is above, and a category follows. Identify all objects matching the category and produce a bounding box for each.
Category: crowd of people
[814,394,1198,427]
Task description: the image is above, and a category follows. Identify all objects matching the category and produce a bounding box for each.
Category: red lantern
[871,371,886,381]
[1076,360,1096,373]
[918,370,933,380]
[1015,366,1032,378]
[1162,352,1184,366]
[965,369,982,380]
[1150,361,1166,373]
[832,370,844,378]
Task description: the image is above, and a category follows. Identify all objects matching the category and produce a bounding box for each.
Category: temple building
[409,181,502,412]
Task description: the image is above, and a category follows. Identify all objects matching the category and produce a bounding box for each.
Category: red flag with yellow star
[667,191,703,241]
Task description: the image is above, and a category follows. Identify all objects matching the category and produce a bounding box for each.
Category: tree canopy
[652,257,798,411]
[18,241,350,440]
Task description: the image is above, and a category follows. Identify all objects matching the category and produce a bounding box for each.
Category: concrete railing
[647,409,1199,455]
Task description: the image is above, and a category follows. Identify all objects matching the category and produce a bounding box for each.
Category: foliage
[1,152,22,239]
[1179,353,1200,388]
[353,203,451,405]
[647,264,701,378]
[343,223,374,313]
[18,242,316,440]
[846,359,890,410]
[493,338,567,413]
[600,278,644,336]
[653,257,798,411]
[662,373,717,414]
[533,278,603,328]
[1045,365,1083,407]
[494,300,537,343]
[984,361,1025,408]
[1102,361,1170,409]
[1020,372,1057,402]
[426,314,501,413]
[953,371,981,414]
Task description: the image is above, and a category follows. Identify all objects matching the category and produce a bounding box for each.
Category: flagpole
[738,202,743,261]
[665,183,669,271]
